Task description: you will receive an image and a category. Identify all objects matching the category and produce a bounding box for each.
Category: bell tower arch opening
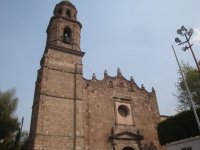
[66,9,71,17]
[63,27,72,43]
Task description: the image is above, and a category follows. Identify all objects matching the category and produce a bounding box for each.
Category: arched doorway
[122,146,134,150]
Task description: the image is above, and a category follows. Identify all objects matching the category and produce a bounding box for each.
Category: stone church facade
[28,1,165,150]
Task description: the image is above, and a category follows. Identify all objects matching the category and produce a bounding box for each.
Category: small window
[118,105,130,118]
[129,85,134,92]
[63,27,72,43]
[108,81,113,88]
[66,10,71,18]
[58,8,62,15]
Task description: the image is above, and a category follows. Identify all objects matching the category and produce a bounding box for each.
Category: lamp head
[188,28,194,37]
[175,37,181,43]
[177,29,183,35]
[181,26,187,32]
[189,28,194,33]
[182,46,189,51]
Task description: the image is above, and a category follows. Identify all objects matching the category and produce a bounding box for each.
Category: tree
[0,88,20,150]
[19,131,29,150]
[175,63,200,111]
[157,109,200,145]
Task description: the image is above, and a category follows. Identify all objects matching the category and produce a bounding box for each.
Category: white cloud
[191,27,200,46]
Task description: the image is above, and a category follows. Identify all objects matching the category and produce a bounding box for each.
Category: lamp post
[175,26,200,73]
[172,45,200,133]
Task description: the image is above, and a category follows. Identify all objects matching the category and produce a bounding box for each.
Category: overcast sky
[1,0,200,131]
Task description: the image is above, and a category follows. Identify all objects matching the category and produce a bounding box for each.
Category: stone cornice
[47,44,85,57]
[47,16,82,31]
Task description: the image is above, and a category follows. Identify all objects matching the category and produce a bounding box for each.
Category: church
[28,1,165,150]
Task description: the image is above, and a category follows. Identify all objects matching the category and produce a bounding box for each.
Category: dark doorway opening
[122,147,134,150]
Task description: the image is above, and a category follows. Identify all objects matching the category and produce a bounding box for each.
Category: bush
[157,109,200,145]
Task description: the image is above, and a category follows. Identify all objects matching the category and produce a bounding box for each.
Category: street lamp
[175,26,200,73]
[172,45,200,133]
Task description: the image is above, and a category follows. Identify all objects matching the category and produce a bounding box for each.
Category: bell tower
[29,1,85,149]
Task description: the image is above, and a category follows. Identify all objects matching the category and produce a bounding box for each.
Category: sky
[0,0,200,131]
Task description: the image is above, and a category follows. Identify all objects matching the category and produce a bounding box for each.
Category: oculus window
[118,105,130,117]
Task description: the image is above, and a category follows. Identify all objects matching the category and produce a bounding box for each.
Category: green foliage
[175,63,200,111]
[0,89,19,150]
[19,131,29,150]
[157,109,200,145]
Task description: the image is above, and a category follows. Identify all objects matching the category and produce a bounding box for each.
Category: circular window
[118,105,130,117]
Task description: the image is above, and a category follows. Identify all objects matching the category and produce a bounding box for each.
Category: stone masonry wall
[83,73,164,150]
[29,48,84,150]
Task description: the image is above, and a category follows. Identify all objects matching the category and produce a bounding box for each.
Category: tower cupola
[54,1,77,20]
